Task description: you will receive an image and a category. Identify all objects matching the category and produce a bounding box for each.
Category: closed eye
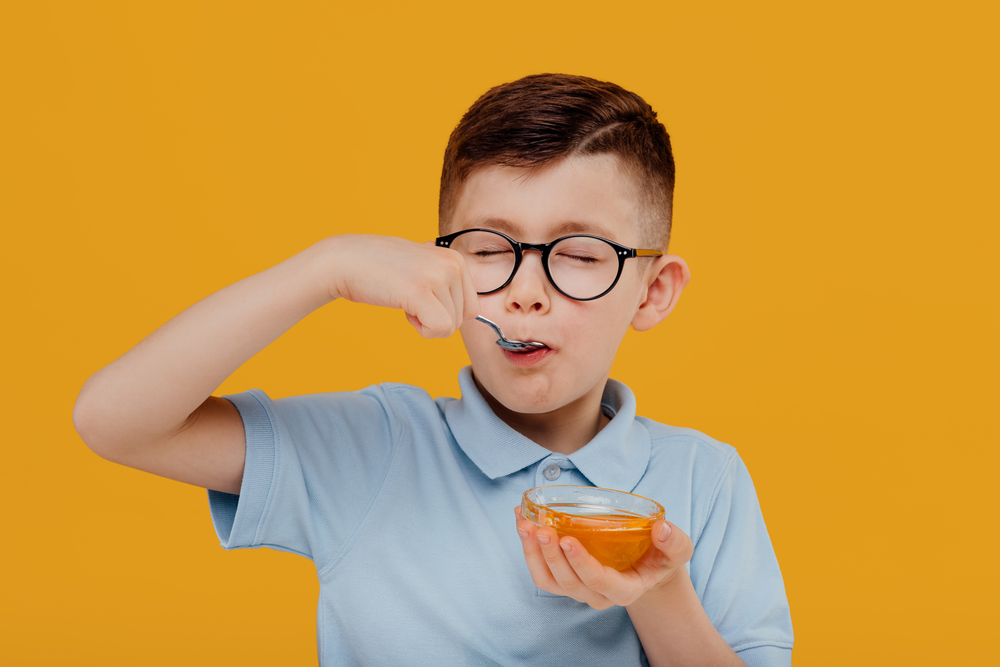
[475,250,513,258]
[558,253,600,264]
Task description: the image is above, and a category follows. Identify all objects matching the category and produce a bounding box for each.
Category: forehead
[448,154,643,244]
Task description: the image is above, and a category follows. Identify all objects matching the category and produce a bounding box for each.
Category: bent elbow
[72,379,118,461]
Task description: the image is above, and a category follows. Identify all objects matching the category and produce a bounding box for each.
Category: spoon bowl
[475,316,546,352]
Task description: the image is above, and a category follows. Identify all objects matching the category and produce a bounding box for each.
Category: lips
[505,334,551,351]
[506,343,548,354]
[501,345,554,367]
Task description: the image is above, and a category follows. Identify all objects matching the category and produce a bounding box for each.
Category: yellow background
[2,1,998,664]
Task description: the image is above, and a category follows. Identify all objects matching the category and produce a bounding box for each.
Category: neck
[473,373,612,455]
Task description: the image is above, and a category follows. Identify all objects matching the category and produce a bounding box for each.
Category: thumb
[652,520,693,564]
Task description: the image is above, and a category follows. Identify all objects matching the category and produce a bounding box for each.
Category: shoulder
[367,381,435,402]
[633,416,748,538]
[265,380,434,405]
[364,381,446,427]
[637,416,738,471]
[262,381,438,418]
[229,381,444,450]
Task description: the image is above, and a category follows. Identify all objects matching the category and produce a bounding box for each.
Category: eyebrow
[466,216,618,241]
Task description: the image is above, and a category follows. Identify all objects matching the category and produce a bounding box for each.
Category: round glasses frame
[435,228,663,302]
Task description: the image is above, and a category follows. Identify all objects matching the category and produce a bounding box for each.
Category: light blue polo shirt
[209,367,793,666]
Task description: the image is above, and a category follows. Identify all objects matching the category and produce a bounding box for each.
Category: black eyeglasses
[435,228,663,301]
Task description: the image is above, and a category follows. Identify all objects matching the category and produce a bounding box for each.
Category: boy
[73,74,793,665]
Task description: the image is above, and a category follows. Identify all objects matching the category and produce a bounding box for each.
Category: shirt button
[543,464,561,481]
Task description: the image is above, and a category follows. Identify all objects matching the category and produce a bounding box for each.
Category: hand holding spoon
[475,316,546,352]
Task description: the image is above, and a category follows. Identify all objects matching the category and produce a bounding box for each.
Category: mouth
[501,344,554,367]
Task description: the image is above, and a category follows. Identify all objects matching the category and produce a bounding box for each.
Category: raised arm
[72,235,479,494]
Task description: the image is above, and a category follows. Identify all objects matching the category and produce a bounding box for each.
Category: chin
[494,389,561,414]
[474,363,579,415]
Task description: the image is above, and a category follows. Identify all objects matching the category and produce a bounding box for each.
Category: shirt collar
[440,367,651,492]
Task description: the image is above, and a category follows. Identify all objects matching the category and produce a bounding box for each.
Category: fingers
[514,510,560,592]
[447,270,466,328]
[558,536,649,607]
[514,509,694,609]
[458,258,481,322]
[629,519,694,590]
[559,537,609,591]
[441,248,480,326]
[405,288,458,338]
[537,529,588,596]
[514,508,614,610]
[406,247,476,338]
[423,240,478,323]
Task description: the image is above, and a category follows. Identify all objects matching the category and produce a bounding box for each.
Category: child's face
[451,154,662,415]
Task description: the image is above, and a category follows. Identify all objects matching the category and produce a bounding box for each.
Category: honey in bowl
[521,485,665,571]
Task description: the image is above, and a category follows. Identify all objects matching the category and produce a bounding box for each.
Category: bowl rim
[521,484,665,518]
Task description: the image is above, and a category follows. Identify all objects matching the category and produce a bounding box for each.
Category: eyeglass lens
[448,230,621,300]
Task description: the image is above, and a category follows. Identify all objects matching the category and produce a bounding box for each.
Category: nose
[504,250,551,314]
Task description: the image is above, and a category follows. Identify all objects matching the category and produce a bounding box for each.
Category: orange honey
[521,486,665,571]
[547,510,654,570]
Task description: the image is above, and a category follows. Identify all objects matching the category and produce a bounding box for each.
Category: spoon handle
[475,315,504,340]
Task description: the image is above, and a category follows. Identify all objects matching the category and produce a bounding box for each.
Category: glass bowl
[520,485,665,570]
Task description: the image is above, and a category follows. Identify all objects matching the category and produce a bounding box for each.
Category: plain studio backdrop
[1,2,997,665]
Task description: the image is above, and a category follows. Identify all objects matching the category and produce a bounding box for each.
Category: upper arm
[86,396,247,495]
[208,387,403,560]
[690,453,793,653]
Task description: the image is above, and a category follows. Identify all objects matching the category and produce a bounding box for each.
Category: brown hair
[439,73,676,248]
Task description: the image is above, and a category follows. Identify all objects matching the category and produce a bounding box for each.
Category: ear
[631,255,691,332]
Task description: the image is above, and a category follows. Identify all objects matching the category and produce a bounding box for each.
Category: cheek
[560,305,634,369]
[585,285,643,335]
[579,298,643,357]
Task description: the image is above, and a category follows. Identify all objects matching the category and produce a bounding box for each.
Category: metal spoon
[475,316,546,352]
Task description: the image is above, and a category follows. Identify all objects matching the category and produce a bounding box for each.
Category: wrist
[306,235,355,303]
[630,564,693,612]
[627,567,743,667]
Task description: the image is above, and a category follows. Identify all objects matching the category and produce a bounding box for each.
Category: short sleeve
[207,387,400,567]
[690,452,794,662]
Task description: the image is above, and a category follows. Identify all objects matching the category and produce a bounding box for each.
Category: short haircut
[439,73,676,249]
